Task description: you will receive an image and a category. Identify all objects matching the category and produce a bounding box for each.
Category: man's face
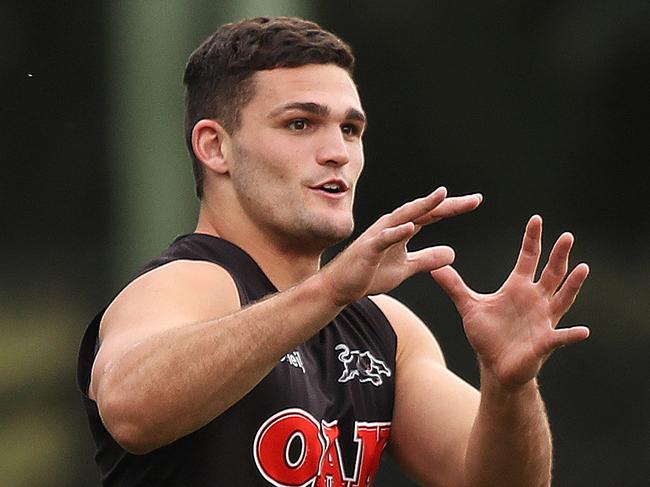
[228,63,366,249]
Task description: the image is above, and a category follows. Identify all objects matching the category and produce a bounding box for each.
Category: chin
[280,209,355,248]
[309,220,354,245]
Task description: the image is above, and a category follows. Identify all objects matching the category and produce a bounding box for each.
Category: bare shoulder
[368,294,445,366]
[100,260,241,341]
[89,260,241,400]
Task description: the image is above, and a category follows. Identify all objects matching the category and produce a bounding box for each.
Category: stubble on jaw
[229,141,356,251]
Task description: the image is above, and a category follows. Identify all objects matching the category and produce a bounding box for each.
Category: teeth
[322,183,341,191]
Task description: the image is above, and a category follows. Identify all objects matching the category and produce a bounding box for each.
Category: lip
[309,178,350,191]
[308,178,350,200]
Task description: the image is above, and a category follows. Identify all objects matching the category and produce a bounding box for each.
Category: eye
[287,119,309,131]
[341,123,362,137]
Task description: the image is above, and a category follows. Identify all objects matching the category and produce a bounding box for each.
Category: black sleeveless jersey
[77,233,397,486]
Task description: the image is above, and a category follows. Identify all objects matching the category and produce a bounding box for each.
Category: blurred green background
[1,1,648,486]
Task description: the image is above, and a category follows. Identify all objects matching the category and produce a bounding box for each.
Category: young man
[78,17,590,486]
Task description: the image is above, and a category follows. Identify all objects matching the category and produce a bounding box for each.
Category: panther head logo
[335,344,392,387]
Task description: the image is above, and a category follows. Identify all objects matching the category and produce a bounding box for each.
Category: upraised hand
[321,187,483,306]
[431,215,590,388]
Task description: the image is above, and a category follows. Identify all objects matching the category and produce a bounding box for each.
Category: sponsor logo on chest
[254,408,391,487]
[280,345,392,388]
[281,350,306,373]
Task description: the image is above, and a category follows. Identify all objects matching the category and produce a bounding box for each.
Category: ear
[191,119,233,174]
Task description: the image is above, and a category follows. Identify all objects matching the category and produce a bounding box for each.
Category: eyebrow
[268,102,367,125]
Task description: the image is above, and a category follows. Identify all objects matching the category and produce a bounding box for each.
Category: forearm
[96,272,343,454]
[463,369,552,487]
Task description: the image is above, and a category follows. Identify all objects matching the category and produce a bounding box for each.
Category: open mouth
[319,182,344,194]
[311,179,349,195]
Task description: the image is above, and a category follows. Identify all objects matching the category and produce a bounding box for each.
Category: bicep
[390,356,479,487]
[370,294,479,487]
[89,260,241,400]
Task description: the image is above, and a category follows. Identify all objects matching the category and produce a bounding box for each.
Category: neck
[195,202,324,291]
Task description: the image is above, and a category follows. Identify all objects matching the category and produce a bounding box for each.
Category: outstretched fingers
[382,187,448,229]
[550,262,590,320]
[538,232,574,294]
[512,215,543,279]
[412,193,483,225]
[369,222,418,253]
[372,187,482,238]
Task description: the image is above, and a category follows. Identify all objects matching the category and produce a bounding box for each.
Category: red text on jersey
[254,408,391,487]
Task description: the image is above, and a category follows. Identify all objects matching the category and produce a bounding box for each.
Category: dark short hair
[183,16,356,198]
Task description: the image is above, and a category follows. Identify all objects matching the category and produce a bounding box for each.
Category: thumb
[547,326,590,353]
[430,266,473,314]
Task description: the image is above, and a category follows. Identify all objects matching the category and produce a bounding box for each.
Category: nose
[315,127,350,167]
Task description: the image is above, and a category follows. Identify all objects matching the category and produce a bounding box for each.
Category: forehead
[246,64,363,117]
